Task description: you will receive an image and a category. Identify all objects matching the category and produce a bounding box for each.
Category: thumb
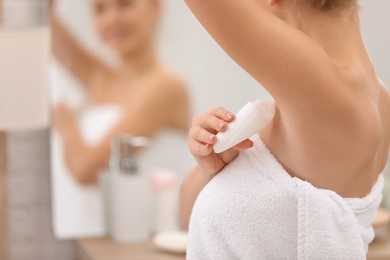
[218,139,253,165]
[231,139,254,151]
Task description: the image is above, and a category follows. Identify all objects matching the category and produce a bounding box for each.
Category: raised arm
[50,1,112,91]
[184,0,348,113]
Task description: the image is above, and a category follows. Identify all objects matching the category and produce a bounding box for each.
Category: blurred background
[0,0,389,259]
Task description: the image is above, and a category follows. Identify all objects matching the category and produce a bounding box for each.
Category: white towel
[187,135,383,260]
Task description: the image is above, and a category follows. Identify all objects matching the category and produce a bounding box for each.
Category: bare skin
[180,0,390,229]
[51,0,189,184]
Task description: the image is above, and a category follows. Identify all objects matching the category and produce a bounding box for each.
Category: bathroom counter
[76,235,389,260]
[76,237,185,260]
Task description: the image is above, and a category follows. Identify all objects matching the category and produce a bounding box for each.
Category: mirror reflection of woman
[51,0,189,184]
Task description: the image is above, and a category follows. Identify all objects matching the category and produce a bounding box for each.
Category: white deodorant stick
[213,100,275,154]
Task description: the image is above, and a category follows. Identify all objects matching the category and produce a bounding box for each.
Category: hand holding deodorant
[213,100,275,154]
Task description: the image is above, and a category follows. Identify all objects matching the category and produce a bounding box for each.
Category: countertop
[77,238,185,260]
[77,233,390,260]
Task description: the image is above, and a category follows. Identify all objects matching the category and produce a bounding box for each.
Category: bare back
[260,78,390,198]
[185,0,390,198]
[376,83,390,175]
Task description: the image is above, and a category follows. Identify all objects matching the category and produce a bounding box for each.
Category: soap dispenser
[108,135,151,244]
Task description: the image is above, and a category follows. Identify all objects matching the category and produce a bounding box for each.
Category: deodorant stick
[213,100,275,154]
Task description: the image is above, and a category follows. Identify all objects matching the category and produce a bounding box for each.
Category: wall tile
[8,176,51,208]
[7,129,75,260]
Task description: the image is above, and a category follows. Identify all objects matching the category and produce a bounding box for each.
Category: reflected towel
[188,135,383,260]
[52,105,123,239]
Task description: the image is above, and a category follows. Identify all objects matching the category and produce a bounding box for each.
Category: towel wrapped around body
[187,135,383,260]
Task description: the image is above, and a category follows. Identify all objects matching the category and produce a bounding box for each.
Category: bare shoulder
[132,66,189,131]
[132,66,189,116]
[147,67,188,98]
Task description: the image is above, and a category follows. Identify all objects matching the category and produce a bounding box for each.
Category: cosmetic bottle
[108,135,152,244]
[150,170,180,233]
[213,100,275,154]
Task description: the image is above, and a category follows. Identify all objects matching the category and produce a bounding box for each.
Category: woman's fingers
[205,107,235,122]
[190,107,235,137]
[192,114,228,134]
[189,126,217,145]
[188,106,239,174]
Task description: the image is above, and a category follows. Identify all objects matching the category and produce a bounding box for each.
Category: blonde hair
[310,0,357,10]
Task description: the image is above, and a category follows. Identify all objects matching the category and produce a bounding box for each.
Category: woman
[50,0,189,184]
[180,0,390,258]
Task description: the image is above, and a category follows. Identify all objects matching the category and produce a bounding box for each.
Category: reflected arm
[50,5,113,91]
[55,74,189,184]
[59,100,166,184]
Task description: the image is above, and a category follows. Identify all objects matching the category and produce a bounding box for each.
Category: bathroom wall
[7,130,75,260]
[360,0,390,88]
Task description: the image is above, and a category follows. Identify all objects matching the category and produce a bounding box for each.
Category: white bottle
[213,100,275,154]
[108,136,152,244]
[110,172,151,244]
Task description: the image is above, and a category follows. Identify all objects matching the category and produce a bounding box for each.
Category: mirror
[49,0,390,242]
[49,0,272,240]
